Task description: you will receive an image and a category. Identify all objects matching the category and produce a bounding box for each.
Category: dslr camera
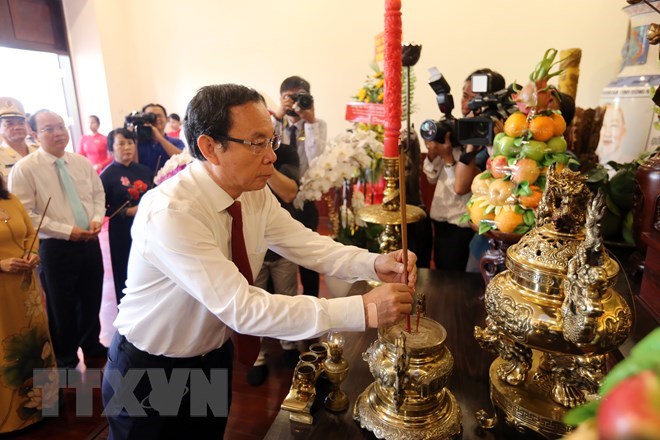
[124,111,157,142]
[285,91,314,116]
[420,68,514,146]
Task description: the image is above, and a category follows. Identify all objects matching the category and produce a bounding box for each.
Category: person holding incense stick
[9,109,107,369]
[100,128,153,304]
[0,172,59,434]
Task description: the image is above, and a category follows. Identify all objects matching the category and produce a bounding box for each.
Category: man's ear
[197,134,221,164]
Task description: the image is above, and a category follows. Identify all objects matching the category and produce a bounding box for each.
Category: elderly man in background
[0,97,39,177]
[9,109,107,369]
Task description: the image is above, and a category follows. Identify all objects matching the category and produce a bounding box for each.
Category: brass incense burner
[474,166,633,438]
[354,317,461,439]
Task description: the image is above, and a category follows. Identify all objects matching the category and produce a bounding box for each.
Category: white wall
[65,0,632,142]
[62,0,112,135]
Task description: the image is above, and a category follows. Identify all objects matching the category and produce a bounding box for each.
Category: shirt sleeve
[303,119,327,162]
[140,201,368,341]
[78,137,87,156]
[88,163,106,223]
[8,163,74,239]
[423,155,442,184]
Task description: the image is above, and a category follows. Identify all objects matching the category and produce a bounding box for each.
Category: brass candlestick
[357,157,425,253]
[323,331,349,412]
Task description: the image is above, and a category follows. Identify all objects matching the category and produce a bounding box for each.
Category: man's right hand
[362,283,413,328]
[425,132,454,164]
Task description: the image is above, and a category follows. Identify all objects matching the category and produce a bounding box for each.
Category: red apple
[511,158,541,184]
[597,370,660,440]
[489,155,510,179]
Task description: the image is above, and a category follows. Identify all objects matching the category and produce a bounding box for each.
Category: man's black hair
[142,103,168,117]
[168,113,180,122]
[280,76,311,94]
[184,84,265,161]
[28,109,53,132]
[0,174,9,200]
[558,92,576,127]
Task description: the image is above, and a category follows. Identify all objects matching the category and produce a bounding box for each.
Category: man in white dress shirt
[101,84,415,439]
[9,110,107,369]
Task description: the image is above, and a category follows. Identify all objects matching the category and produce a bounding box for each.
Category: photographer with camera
[129,103,185,174]
[421,68,508,271]
[271,76,327,297]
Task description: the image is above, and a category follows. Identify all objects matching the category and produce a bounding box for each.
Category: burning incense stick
[104,200,131,224]
[25,197,51,257]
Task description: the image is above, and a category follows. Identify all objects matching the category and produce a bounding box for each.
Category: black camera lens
[295,92,314,110]
[420,119,439,141]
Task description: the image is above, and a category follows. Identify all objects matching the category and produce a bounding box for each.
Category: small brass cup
[309,343,328,363]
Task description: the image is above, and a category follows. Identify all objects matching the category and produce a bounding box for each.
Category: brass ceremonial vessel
[354,317,461,439]
[474,166,633,438]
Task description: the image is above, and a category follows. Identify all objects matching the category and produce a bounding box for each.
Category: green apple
[547,136,567,153]
[499,136,520,157]
[521,140,547,162]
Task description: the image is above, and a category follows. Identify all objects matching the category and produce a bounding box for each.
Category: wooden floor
[1,223,332,440]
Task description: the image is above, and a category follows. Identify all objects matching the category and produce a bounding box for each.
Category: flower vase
[596,0,660,165]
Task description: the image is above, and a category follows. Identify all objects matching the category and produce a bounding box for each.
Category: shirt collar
[37,147,67,164]
[189,160,236,213]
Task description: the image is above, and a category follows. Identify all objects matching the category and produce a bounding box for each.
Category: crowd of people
[0,70,576,436]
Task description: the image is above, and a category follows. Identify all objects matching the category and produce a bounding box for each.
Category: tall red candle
[383,0,402,158]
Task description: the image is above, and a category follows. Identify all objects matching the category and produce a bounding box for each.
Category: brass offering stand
[474,166,633,438]
[281,338,351,424]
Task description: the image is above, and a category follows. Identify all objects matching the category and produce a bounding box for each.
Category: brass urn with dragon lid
[474,166,633,439]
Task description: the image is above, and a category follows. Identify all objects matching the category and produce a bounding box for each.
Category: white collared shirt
[8,148,106,239]
[114,160,378,357]
[423,149,471,226]
[273,116,327,176]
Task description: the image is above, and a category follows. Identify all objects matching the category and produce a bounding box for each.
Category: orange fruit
[504,113,528,138]
[494,209,524,233]
[529,116,554,142]
[469,202,495,225]
[549,113,567,137]
[519,186,543,209]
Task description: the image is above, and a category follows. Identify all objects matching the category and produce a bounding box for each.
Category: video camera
[285,91,314,116]
[124,111,157,142]
[420,68,514,146]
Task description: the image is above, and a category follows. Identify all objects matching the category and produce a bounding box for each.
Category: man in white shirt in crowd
[271,76,327,298]
[0,97,39,177]
[9,109,107,369]
[102,83,415,439]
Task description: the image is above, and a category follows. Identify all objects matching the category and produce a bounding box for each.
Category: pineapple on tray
[465,48,579,236]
